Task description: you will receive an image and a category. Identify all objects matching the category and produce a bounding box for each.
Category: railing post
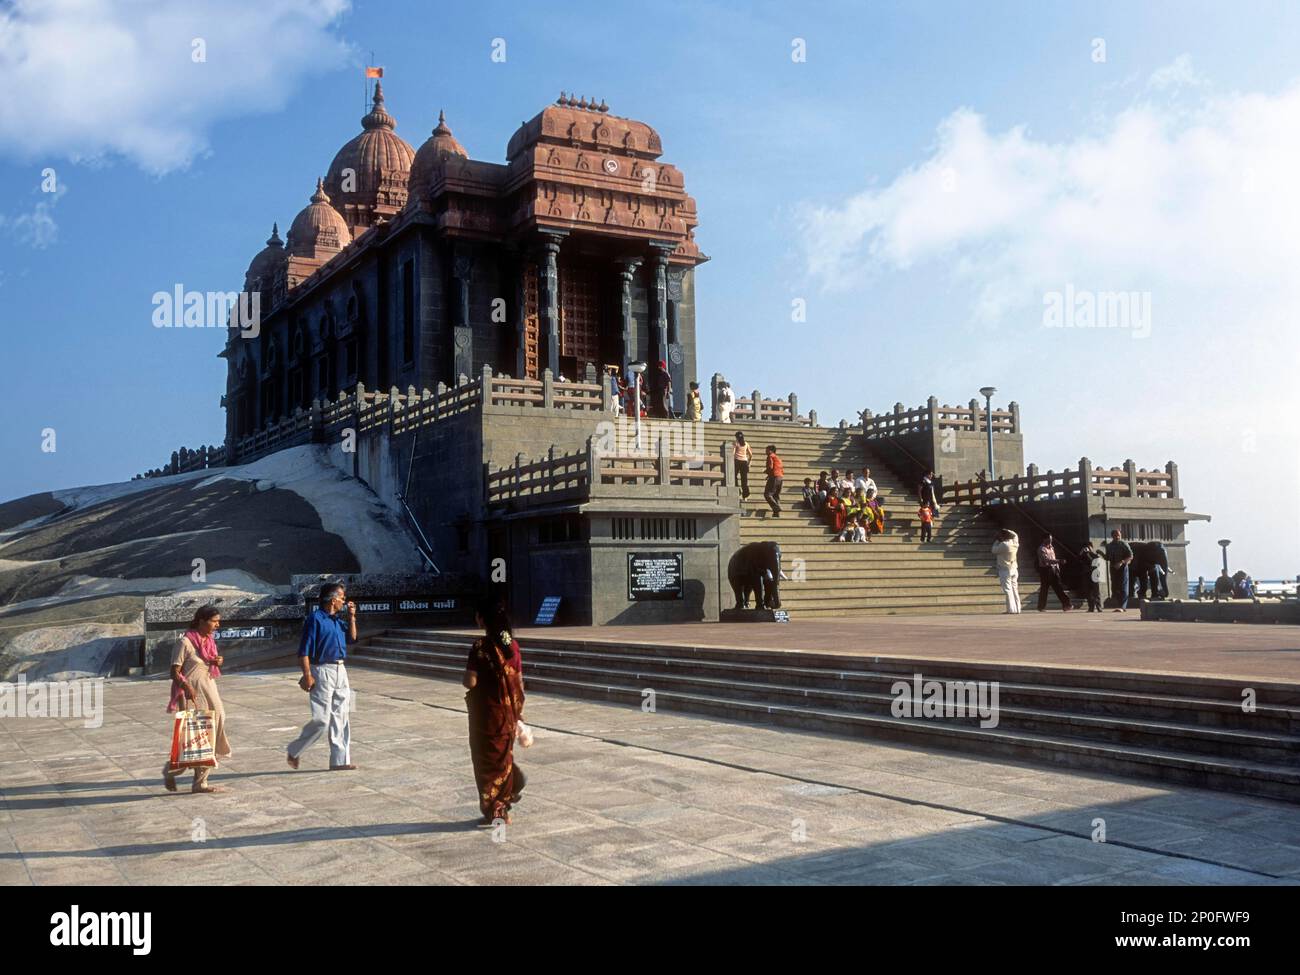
[788,393,798,422]
[548,445,557,492]
[480,364,494,413]
[809,409,818,427]
[514,452,523,498]
[657,433,669,485]
[967,397,980,432]
[1026,462,1039,502]
[586,435,598,494]
[927,395,938,432]
[710,372,724,422]
[1124,458,1138,497]
[1010,400,1021,434]
[1165,460,1179,498]
[752,388,761,422]
[723,440,736,488]
[1078,457,1092,499]
[434,381,446,420]
[543,368,555,409]
[893,402,904,435]
[601,371,613,412]
[860,408,872,434]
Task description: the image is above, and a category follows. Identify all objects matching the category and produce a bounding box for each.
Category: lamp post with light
[979,386,997,481]
[628,361,647,450]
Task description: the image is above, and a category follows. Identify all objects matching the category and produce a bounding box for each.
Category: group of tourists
[607,363,704,422]
[163,586,528,825]
[991,527,1162,615]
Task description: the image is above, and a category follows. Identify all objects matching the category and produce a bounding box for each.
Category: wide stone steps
[352,631,1300,802]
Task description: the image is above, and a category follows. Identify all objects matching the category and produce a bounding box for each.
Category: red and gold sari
[466,637,526,821]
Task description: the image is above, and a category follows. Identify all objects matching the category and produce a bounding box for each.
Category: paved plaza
[2,664,1298,886]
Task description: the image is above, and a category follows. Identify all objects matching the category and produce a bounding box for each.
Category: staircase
[720,420,1023,617]
[351,631,1300,802]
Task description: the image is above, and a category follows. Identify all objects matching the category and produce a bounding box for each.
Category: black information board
[627,552,684,600]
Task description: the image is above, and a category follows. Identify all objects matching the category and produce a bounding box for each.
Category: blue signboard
[535,596,562,625]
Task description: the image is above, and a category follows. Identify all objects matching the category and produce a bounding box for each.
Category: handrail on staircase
[973,471,1084,566]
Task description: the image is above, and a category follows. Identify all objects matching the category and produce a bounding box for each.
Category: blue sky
[2,0,1298,579]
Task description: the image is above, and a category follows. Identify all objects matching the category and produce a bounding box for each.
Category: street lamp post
[979,386,997,481]
[628,361,647,451]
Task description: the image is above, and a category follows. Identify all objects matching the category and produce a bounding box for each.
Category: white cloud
[795,58,1300,575]
[0,178,64,247]
[0,0,351,173]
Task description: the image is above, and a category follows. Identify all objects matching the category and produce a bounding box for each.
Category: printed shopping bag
[168,709,217,770]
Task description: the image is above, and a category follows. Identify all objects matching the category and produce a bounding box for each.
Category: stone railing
[946,458,1179,504]
[486,436,731,508]
[141,366,623,475]
[708,373,816,425]
[136,443,228,479]
[861,396,1020,438]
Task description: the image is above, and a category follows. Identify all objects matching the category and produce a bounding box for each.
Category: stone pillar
[480,364,494,413]
[453,246,474,380]
[1010,400,1021,434]
[1165,460,1180,498]
[969,397,982,432]
[927,395,938,431]
[539,234,563,378]
[616,258,641,376]
[666,264,685,406]
[1079,457,1093,499]
[1026,463,1039,502]
[542,368,555,409]
[657,433,670,485]
[789,393,799,423]
[649,243,671,371]
[752,389,761,422]
[1124,458,1138,497]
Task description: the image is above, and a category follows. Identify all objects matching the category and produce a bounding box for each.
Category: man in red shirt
[764,445,784,517]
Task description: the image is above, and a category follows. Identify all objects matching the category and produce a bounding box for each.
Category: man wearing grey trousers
[287,582,358,771]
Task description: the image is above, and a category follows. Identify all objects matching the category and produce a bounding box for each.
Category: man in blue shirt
[287,582,358,770]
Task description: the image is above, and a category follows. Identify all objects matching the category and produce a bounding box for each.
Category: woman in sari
[864,488,887,536]
[824,488,847,534]
[163,605,232,794]
[463,600,527,824]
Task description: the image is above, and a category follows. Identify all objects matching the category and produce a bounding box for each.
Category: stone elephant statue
[1129,541,1171,601]
[728,541,784,610]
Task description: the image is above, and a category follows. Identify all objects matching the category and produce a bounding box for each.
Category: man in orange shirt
[764,444,784,517]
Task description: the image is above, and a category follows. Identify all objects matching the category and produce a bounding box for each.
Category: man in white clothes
[853,467,877,496]
[992,528,1021,614]
[718,382,735,423]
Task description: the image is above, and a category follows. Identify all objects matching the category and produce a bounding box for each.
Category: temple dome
[408,110,469,200]
[245,223,286,290]
[287,179,352,257]
[323,82,415,231]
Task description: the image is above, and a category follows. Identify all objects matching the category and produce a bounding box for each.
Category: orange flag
[365,66,383,78]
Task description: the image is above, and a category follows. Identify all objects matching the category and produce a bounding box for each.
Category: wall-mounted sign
[351,597,460,614]
[772,610,790,624]
[535,596,562,625]
[216,626,272,640]
[628,553,684,601]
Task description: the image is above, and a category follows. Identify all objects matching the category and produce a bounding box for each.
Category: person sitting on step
[864,488,886,536]
[824,488,847,534]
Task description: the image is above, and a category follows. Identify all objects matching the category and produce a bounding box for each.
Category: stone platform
[458,613,1300,684]
[2,669,1299,885]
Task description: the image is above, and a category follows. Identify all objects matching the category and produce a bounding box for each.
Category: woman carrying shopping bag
[163,605,232,794]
